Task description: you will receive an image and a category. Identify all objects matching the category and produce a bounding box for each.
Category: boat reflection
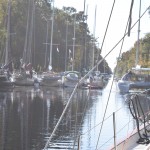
[0,86,92,149]
[0,82,136,150]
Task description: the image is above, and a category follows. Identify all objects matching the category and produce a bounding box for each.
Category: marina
[0,0,149,149]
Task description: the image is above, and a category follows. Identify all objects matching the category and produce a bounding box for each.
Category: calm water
[0,77,135,150]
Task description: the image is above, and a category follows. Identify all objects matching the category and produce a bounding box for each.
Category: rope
[95,0,125,148]
[81,106,122,136]
[128,0,134,36]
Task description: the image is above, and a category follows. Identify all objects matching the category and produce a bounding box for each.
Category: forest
[0,0,112,74]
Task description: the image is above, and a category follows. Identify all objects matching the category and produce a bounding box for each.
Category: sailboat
[62,71,81,88]
[13,0,39,86]
[118,67,150,93]
[61,13,83,88]
[82,6,106,89]
[117,1,150,93]
[0,0,14,87]
[40,0,62,87]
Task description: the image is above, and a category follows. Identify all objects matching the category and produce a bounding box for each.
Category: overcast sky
[55,0,150,69]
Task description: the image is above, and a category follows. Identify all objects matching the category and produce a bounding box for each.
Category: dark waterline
[0,79,135,150]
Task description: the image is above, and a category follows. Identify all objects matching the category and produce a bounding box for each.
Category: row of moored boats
[0,67,110,89]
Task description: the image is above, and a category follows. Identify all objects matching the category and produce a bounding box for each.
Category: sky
[55,0,150,69]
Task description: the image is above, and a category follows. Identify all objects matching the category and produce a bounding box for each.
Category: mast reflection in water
[0,81,134,150]
[0,86,90,150]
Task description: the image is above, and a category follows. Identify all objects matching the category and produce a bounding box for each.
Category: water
[0,77,135,150]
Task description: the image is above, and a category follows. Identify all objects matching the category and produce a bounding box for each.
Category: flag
[57,47,59,52]
[69,49,72,58]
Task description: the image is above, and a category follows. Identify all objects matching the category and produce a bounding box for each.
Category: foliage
[0,0,111,74]
[115,33,150,78]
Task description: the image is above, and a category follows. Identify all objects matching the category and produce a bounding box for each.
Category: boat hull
[0,74,14,87]
[110,123,150,150]
[117,80,131,93]
[14,78,35,86]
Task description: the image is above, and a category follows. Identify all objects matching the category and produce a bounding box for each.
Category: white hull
[82,76,106,89]
[40,79,62,87]
[40,75,62,87]
[14,78,35,86]
[63,79,79,88]
[117,80,131,93]
[0,70,14,87]
[62,71,80,88]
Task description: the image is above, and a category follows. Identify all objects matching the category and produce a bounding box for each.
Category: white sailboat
[82,6,106,89]
[62,71,80,88]
[61,14,82,88]
[40,0,62,87]
[13,0,38,86]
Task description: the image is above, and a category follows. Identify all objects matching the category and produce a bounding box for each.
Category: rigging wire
[97,0,115,60]
[95,0,116,148]
[98,119,133,149]
[128,0,134,36]
[81,106,122,136]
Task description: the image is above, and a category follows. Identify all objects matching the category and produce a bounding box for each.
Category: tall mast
[72,14,76,71]
[83,0,88,70]
[23,0,31,64]
[5,0,11,65]
[49,0,55,69]
[65,19,69,71]
[92,5,97,68]
[135,0,141,67]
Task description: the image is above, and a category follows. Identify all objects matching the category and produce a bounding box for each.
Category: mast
[135,0,141,67]
[72,14,76,71]
[28,0,35,63]
[23,0,30,64]
[5,0,11,65]
[49,0,55,70]
[83,0,88,70]
[65,19,69,71]
[92,5,97,68]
